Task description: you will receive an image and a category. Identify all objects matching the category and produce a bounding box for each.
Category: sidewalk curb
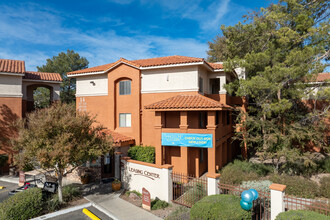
[84,196,121,220]
[31,202,92,220]
[0,177,19,184]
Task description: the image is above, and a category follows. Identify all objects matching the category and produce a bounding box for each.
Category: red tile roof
[208,62,223,70]
[67,55,223,75]
[315,73,330,82]
[145,94,231,110]
[101,129,135,146]
[132,55,203,67]
[0,59,25,74]
[24,71,62,82]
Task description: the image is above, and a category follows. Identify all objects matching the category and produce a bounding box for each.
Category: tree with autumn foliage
[208,0,329,170]
[13,103,112,203]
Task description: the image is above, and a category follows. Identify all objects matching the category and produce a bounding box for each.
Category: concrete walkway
[85,191,162,220]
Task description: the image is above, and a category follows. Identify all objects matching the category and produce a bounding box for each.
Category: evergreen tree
[208,0,329,169]
[37,50,89,103]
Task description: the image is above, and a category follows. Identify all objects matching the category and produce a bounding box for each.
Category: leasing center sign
[161,133,213,148]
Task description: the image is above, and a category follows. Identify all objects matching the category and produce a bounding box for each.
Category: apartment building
[68,55,245,178]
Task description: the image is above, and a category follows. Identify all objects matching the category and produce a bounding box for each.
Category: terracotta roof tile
[101,129,135,146]
[24,71,62,82]
[145,94,231,110]
[132,55,203,67]
[0,59,25,74]
[208,62,223,70]
[68,55,212,75]
[315,73,330,82]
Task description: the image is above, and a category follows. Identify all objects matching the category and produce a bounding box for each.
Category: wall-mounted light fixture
[90,81,95,86]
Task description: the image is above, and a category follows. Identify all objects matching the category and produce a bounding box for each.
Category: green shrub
[240,180,273,193]
[275,210,328,220]
[165,206,190,220]
[319,176,330,198]
[190,194,250,220]
[269,174,319,198]
[46,194,61,212]
[323,157,330,173]
[0,188,44,220]
[151,198,169,210]
[61,184,81,202]
[220,160,274,185]
[46,184,81,212]
[128,145,155,163]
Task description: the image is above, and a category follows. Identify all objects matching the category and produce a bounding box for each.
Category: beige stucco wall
[0,74,23,97]
[76,74,108,97]
[141,66,199,93]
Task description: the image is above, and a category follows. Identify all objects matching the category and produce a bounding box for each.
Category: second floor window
[119,113,131,127]
[119,80,131,95]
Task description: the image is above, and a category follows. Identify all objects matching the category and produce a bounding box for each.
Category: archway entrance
[26,84,53,113]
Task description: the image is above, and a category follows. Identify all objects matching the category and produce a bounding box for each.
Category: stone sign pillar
[142,187,151,211]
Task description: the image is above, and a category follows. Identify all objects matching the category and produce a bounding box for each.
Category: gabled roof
[24,71,62,82]
[67,55,224,75]
[0,59,25,74]
[144,94,231,110]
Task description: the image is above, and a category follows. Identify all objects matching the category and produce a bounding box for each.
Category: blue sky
[0,0,272,70]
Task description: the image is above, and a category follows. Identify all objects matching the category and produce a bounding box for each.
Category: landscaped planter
[112,180,121,191]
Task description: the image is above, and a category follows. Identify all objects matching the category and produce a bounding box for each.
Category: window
[210,78,220,94]
[119,113,131,127]
[119,80,131,95]
[198,77,203,93]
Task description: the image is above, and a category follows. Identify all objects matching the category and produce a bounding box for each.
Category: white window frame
[119,113,131,127]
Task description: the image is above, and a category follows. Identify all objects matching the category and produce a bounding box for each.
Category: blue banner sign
[161,133,213,148]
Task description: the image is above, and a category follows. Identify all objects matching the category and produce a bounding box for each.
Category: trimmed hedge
[0,188,44,220]
[190,194,250,220]
[128,145,155,163]
[275,210,328,220]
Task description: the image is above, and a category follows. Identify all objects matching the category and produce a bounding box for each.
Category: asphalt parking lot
[0,181,18,203]
[49,206,113,220]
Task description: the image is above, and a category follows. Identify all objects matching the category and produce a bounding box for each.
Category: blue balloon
[249,189,259,200]
[240,199,253,211]
[241,190,254,203]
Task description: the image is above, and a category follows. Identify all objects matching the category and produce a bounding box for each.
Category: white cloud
[140,0,231,31]
[0,3,208,70]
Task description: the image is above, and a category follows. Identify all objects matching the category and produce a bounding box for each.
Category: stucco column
[162,164,173,202]
[181,147,189,175]
[207,111,217,175]
[206,173,220,195]
[154,111,163,165]
[179,111,188,130]
[269,183,286,220]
